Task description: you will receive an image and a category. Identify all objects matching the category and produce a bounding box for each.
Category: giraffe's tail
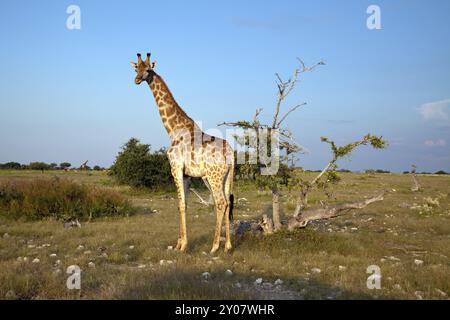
[226,161,235,223]
[229,194,234,223]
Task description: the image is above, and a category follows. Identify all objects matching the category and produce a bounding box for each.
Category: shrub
[109,138,173,188]
[0,178,133,221]
[0,162,22,170]
[29,162,50,171]
[435,170,447,175]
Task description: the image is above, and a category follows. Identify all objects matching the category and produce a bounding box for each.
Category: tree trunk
[272,187,282,231]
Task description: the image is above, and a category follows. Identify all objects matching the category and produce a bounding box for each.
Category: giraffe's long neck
[146,72,195,138]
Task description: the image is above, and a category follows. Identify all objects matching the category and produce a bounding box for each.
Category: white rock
[23,257,29,262]
[137,264,146,269]
[225,269,233,276]
[338,265,347,271]
[167,246,173,250]
[263,282,273,289]
[274,279,283,285]
[380,258,386,262]
[414,291,424,300]
[83,250,91,255]
[49,253,57,257]
[55,260,61,265]
[254,278,263,285]
[350,227,358,231]
[28,244,36,248]
[388,256,401,261]
[311,268,322,274]
[414,259,424,266]
[435,288,447,297]
[159,259,166,265]
[128,245,135,250]
[202,272,211,280]
[166,260,174,264]
[77,245,84,250]
[88,261,95,268]
[32,258,40,263]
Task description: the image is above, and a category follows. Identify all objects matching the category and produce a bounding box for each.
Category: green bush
[0,178,133,221]
[0,162,21,170]
[29,162,50,171]
[109,138,173,188]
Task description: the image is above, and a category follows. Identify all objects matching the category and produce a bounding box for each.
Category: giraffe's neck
[146,72,195,139]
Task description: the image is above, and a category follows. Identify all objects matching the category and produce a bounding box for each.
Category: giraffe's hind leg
[224,167,233,253]
[207,172,228,254]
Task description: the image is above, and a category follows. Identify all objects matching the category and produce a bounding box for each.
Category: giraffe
[131,53,235,254]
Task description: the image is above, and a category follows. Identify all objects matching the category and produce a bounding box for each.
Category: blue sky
[0,0,449,172]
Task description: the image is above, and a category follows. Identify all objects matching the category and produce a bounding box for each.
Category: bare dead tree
[221,59,325,232]
[221,58,388,236]
[410,164,421,192]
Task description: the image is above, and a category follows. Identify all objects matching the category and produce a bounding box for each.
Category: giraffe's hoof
[175,239,182,251]
[179,242,188,252]
[210,245,220,255]
[224,243,233,253]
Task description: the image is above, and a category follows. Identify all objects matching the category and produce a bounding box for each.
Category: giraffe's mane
[154,73,194,123]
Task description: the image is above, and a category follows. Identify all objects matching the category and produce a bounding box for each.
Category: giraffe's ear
[151,61,156,69]
[130,62,137,68]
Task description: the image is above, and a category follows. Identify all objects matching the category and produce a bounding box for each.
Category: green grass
[0,170,449,299]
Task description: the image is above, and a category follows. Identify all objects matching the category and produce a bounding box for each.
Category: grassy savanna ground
[0,170,449,299]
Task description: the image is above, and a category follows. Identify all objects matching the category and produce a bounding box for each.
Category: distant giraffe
[80,160,88,170]
[131,53,234,253]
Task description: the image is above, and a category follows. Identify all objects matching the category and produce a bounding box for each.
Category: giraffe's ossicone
[132,53,235,254]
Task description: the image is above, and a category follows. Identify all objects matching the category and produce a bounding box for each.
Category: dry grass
[0,170,449,299]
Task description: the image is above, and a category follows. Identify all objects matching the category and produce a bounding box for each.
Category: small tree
[60,162,71,170]
[29,162,50,171]
[110,138,173,188]
[0,162,21,170]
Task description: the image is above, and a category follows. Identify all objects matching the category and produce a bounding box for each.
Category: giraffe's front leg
[172,168,188,252]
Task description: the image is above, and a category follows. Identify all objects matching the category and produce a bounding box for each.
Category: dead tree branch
[190,188,213,206]
[287,192,385,230]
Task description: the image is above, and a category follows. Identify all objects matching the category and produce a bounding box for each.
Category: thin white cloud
[419,99,450,121]
[424,139,447,147]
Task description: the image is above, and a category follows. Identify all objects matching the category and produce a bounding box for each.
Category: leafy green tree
[0,162,21,170]
[29,162,50,171]
[110,138,173,188]
[60,162,71,170]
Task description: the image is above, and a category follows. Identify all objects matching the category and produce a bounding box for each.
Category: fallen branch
[287,193,385,231]
[190,188,213,206]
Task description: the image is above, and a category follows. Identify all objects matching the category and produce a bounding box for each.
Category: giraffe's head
[131,53,156,85]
